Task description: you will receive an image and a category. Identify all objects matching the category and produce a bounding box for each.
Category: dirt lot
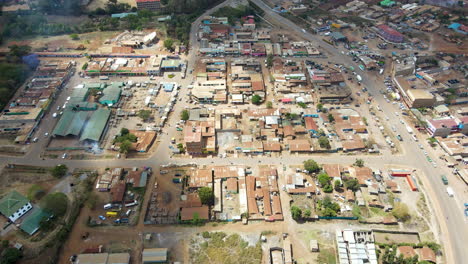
[0,165,59,197]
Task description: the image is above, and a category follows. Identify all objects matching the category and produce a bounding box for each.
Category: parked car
[98,215,106,220]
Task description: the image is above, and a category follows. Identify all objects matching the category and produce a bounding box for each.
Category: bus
[106,211,118,217]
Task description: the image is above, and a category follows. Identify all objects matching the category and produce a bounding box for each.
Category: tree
[119,140,132,154]
[51,164,68,178]
[354,158,364,167]
[319,196,341,216]
[317,103,324,111]
[328,113,335,122]
[266,101,273,109]
[303,159,320,173]
[251,94,262,105]
[138,109,152,121]
[344,178,360,192]
[322,207,337,217]
[69,33,79,40]
[27,184,45,201]
[1,247,22,264]
[318,173,331,187]
[85,192,99,210]
[82,62,88,70]
[318,136,331,149]
[180,110,189,121]
[334,180,341,191]
[303,209,311,218]
[121,127,129,135]
[39,216,54,231]
[41,192,68,218]
[392,202,411,221]
[198,187,214,205]
[297,102,307,108]
[164,38,174,51]
[266,54,274,68]
[291,206,302,221]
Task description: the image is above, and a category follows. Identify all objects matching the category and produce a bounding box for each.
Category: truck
[446,187,454,197]
[356,75,362,82]
[99,76,109,80]
[441,175,448,185]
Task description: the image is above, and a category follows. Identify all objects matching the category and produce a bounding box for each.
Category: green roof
[0,191,29,218]
[99,86,122,106]
[52,110,89,137]
[86,83,107,89]
[80,108,111,142]
[20,207,51,235]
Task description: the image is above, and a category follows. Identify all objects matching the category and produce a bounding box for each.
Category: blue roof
[163,83,174,92]
[139,171,148,187]
[448,23,461,29]
[111,12,137,18]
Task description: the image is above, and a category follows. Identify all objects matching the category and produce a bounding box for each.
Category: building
[76,253,130,264]
[184,120,216,155]
[142,248,167,264]
[0,191,32,222]
[336,229,377,264]
[405,89,435,108]
[426,118,458,137]
[376,24,404,43]
[136,0,161,11]
[330,32,347,42]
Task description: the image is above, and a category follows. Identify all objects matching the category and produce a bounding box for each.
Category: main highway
[0,0,465,263]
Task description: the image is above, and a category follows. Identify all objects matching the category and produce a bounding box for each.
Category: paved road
[248,0,467,262]
[0,0,466,262]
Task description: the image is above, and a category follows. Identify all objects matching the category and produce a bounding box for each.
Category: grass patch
[168,74,175,78]
[317,247,336,264]
[260,230,277,236]
[369,207,388,217]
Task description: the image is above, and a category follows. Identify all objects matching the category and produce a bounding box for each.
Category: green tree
[198,187,214,205]
[303,209,311,218]
[121,127,129,135]
[1,240,9,248]
[392,202,411,221]
[323,184,333,193]
[119,140,132,154]
[27,184,46,201]
[138,109,152,121]
[1,247,22,264]
[291,206,302,221]
[322,207,337,217]
[251,94,262,105]
[318,136,331,149]
[51,164,68,178]
[317,103,323,111]
[164,38,174,51]
[334,179,341,191]
[266,54,274,68]
[39,216,54,231]
[344,178,360,192]
[69,33,79,40]
[266,101,273,109]
[303,159,320,173]
[41,192,68,218]
[181,109,189,121]
[297,102,307,108]
[328,113,335,122]
[354,158,364,167]
[318,173,331,187]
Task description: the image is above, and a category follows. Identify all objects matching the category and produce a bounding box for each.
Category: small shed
[309,240,319,252]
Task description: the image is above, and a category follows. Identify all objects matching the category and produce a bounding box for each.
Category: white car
[52,113,57,118]
[44,132,49,137]
[62,153,67,159]
[394,112,399,116]
[66,96,71,101]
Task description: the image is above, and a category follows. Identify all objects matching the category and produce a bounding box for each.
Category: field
[0,165,58,196]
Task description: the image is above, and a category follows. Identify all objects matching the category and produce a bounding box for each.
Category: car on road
[432,162,437,168]
[44,132,49,137]
[33,137,38,142]
[441,175,448,185]
[57,106,61,111]
[98,215,106,220]
[52,113,57,118]
[418,144,423,149]
[62,153,67,159]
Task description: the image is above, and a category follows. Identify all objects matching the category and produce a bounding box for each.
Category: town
[0,0,466,264]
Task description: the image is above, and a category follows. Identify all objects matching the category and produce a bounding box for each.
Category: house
[142,248,167,264]
[77,253,130,264]
[0,191,32,222]
[427,118,458,137]
[418,247,436,263]
[136,0,161,11]
[376,24,404,43]
[288,139,312,152]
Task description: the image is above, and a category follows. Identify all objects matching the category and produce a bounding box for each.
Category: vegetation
[85,192,99,210]
[192,232,262,264]
[392,202,411,221]
[297,102,307,108]
[198,187,214,205]
[303,159,321,173]
[266,54,274,68]
[317,103,324,111]
[0,62,29,110]
[318,173,333,193]
[176,143,185,153]
[138,110,152,121]
[251,94,262,105]
[291,206,303,221]
[354,158,365,167]
[114,128,137,154]
[82,62,88,71]
[164,38,174,51]
[334,179,341,191]
[212,4,262,25]
[318,136,331,149]
[41,192,68,218]
[266,101,273,109]
[51,164,68,178]
[1,247,22,264]
[343,178,360,192]
[328,113,335,122]
[69,33,79,40]
[317,196,341,217]
[119,140,132,154]
[27,184,46,201]
[181,109,190,121]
